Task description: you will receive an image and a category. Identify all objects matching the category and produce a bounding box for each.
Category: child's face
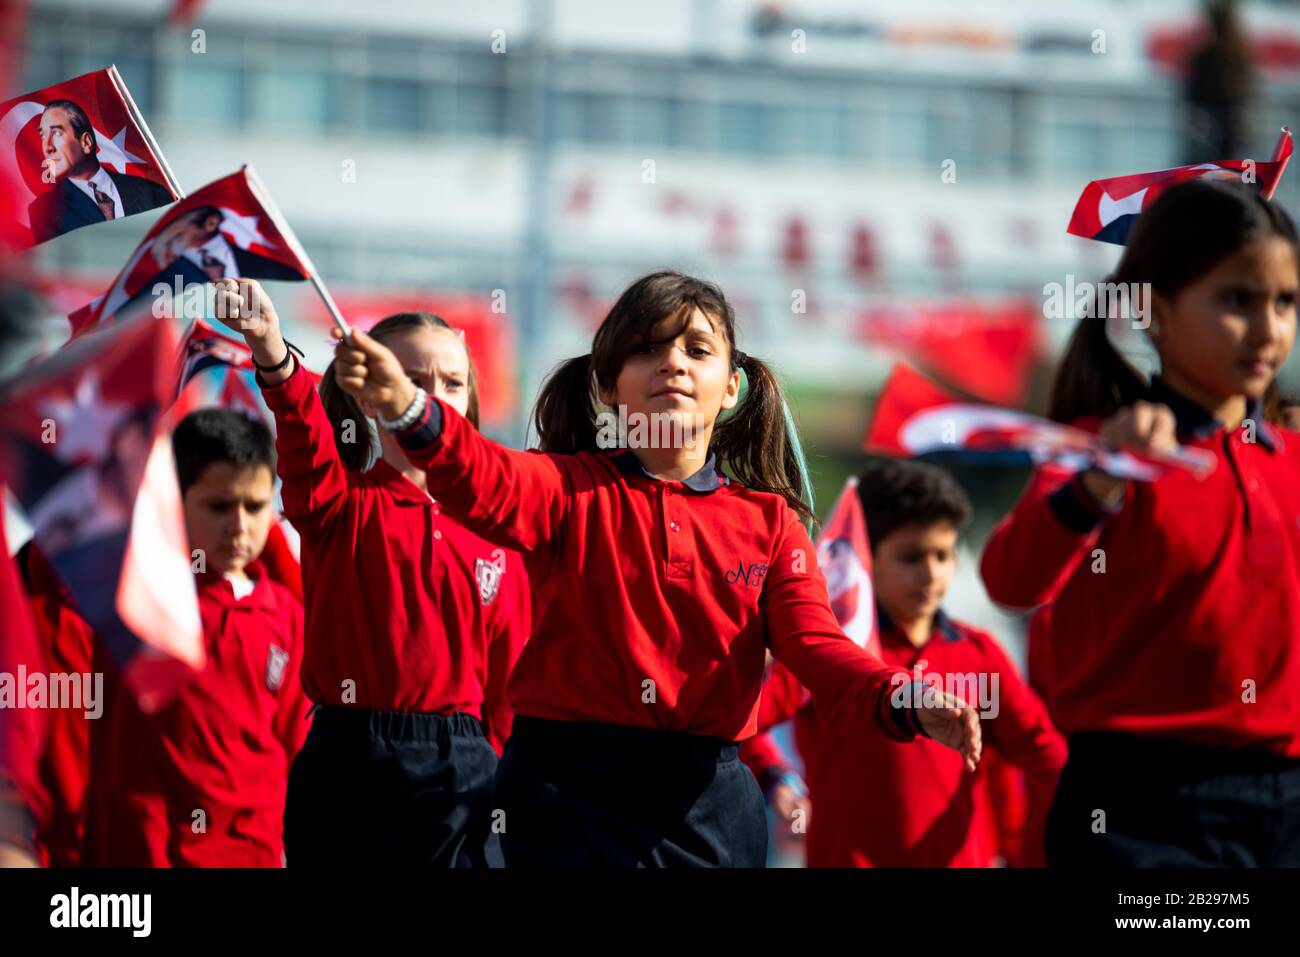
[872,521,959,628]
[1154,235,1298,404]
[363,326,471,420]
[182,462,276,577]
[606,307,741,443]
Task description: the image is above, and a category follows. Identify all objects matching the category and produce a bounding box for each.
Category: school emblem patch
[266,644,290,693]
[475,557,502,605]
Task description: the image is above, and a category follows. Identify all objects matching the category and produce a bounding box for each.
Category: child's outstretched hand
[915,691,983,772]
[329,326,418,422]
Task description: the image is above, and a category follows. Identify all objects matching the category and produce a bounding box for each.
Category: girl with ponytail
[982,178,1300,866]
[212,282,530,868]
[327,268,982,868]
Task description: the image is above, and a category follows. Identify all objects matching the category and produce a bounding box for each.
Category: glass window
[454,82,504,136]
[255,63,332,131]
[627,95,675,147]
[1047,118,1105,173]
[175,54,244,128]
[550,90,590,141]
[719,101,765,155]
[364,77,422,134]
[884,102,927,165]
[802,101,848,157]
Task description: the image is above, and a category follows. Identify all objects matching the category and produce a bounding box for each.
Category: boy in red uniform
[82,408,310,866]
[798,460,1066,867]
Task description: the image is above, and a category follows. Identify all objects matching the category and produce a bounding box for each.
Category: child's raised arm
[330,327,575,553]
[213,279,350,532]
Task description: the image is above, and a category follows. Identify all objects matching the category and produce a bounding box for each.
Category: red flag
[68,165,313,335]
[855,298,1042,406]
[170,0,207,26]
[865,362,1216,481]
[0,315,203,712]
[815,478,880,659]
[0,66,178,250]
[1067,127,1293,245]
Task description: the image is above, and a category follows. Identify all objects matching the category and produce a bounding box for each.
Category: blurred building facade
[23,0,1300,402]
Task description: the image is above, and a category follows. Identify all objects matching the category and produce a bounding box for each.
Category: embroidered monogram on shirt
[724,561,769,587]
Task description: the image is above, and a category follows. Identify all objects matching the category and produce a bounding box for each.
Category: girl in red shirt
[316,269,982,867]
[213,279,530,868]
[982,179,1300,866]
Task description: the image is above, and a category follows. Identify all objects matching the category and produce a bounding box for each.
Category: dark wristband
[251,337,304,373]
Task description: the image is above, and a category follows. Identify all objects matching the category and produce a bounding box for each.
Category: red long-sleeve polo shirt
[83,565,310,867]
[395,394,923,742]
[981,376,1300,757]
[257,360,530,729]
[794,608,1065,868]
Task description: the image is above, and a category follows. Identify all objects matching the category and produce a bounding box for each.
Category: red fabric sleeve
[764,514,917,742]
[739,731,793,781]
[396,396,576,553]
[258,359,351,533]
[980,461,1125,612]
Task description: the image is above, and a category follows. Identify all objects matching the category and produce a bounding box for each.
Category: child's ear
[1147,291,1170,344]
[720,368,741,411]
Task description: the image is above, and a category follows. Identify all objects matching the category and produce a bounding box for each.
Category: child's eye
[1277,292,1296,311]
[689,346,711,358]
[1223,288,1250,308]
[445,379,464,390]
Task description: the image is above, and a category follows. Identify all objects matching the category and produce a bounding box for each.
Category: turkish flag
[0,66,178,250]
[865,362,1216,481]
[1067,128,1292,246]
[68,165,314,335]
[816,477,880,659]
[0,315,203,713]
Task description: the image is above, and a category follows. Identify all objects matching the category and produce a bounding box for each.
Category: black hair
[533,269,813,524]
[856,459,972,549]
[320,311,480,472]
[172,408,276,494]
[43,99,94,144]
[1048,177,1300,424]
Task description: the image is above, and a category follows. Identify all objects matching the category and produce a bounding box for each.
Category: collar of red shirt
[875,602,961,646]
[1147,374,1282,453]
[365,457,435,505]
[194,559,280,613]
[608,449,730,492]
